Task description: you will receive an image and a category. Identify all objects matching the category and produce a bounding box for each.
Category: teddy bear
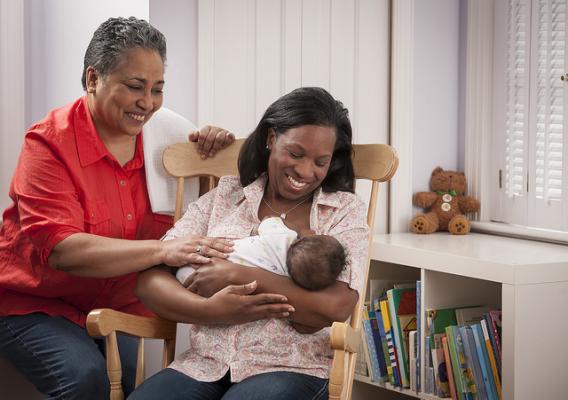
[410,167,480,235]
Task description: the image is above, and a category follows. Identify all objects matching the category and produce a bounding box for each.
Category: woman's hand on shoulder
[188,125,235,159]
[205,281,294,324]
[159,235,233,267]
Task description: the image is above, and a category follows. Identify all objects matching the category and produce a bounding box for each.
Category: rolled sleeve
[13,135,85,263]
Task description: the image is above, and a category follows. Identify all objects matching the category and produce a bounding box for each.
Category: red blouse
[0,97,172,326]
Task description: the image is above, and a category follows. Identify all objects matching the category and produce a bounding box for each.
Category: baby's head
[286,235,347,291]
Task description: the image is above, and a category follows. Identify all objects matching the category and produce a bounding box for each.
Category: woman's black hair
[81,17,167,90]
[237,87,355,193]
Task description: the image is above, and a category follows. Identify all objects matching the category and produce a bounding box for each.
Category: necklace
[262,195,311,220]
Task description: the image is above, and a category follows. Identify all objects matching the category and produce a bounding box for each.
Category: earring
[266,144,270,150]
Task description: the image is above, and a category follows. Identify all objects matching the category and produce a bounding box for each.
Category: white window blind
[505,0,530,199]
[533,0,565,201]
[494,0,568,232]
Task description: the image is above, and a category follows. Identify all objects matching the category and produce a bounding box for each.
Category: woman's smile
[286,174,309,190]
[125,112,146,122]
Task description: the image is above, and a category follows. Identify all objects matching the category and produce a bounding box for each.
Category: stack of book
[357,281,418,389]
[424,306,502,400]
[354,279,502,400]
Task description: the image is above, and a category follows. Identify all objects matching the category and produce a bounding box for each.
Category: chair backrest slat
[163,139,245,222]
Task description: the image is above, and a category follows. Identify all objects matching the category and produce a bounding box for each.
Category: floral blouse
[165,175,369,382]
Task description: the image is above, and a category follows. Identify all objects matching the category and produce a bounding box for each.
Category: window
[492,0,568,232]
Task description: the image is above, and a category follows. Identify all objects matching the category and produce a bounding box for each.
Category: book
[483,313,501,376]
[471,324,498,400]
[426,307,457,397]
[455,306,493,326]
[142,107,201,215]
[373,298,395,384]
[488,310,502,360]
[450,326,477,400]
[416,280,422,393]
[362,308,382,382]
[424,336,434,394]
[427,307,458,335]
[387,287,417,387]
[431,333,452,397]
[409,330,417,391]
[446,325,472,400]
[480,319,502,399]
[379,299,402,387]
[460,325,487,400]
[368,309,388,381]
[442,335,458,400]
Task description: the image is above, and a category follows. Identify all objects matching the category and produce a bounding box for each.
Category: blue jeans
[0,313,138,400]
[128,368,328,400]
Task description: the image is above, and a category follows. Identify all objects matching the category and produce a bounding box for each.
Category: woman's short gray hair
[81,17,166,90]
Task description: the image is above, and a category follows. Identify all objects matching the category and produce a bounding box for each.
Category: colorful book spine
[454,326,475,400]
[471,324,498,400]
[369,310,388,380]
[416,280,422,393]
[424,335,434,394]
[489,310,502,361]
[446,325,471,400]
[480,319,502,399]
[358,321,373,379]
[442,335,458,400]
[483,313,501,377]
[409,330,417,391]
[387,287,417,388]
[380,299,401,387]
[460,326,487,400]
[374,299,395,385]
[362,309,382,382]
[432,333,451,397]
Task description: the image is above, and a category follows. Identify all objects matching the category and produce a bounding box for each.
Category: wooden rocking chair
[86,139,398,400]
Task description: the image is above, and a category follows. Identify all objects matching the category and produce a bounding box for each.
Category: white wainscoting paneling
[197,0,390,233]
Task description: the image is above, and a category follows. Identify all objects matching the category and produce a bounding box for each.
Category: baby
[176,217,347,291]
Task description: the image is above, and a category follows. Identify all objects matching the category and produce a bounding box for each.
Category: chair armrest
[330,321,361,353]
[86,308,176,340]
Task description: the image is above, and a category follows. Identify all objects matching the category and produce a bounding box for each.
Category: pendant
[280,213,287,220]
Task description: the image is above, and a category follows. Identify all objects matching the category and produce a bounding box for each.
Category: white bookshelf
[353,232,568,400]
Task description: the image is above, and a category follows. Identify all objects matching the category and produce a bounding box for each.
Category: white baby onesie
[176,217,297,286]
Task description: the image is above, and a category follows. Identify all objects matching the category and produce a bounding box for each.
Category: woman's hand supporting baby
[136,268,294,325]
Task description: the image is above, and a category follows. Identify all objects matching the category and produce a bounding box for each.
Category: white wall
[0,0,25,214]
[0,0,149,212]
[149,0,198,122]
[198,0,391,234]
[412,0,461,192]
[24,0,149,126]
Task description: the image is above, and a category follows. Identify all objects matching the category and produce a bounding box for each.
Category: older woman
[0,17,291,400]
[130,87,369,400]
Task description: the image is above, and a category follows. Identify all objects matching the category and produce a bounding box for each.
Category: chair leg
[105,331,124,400]
[328,349,345,400]
[135,338,145,388]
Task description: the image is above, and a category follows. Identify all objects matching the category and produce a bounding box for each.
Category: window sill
[471,221,568,245]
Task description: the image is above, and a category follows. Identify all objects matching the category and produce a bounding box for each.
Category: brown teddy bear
[410,167,480,235]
